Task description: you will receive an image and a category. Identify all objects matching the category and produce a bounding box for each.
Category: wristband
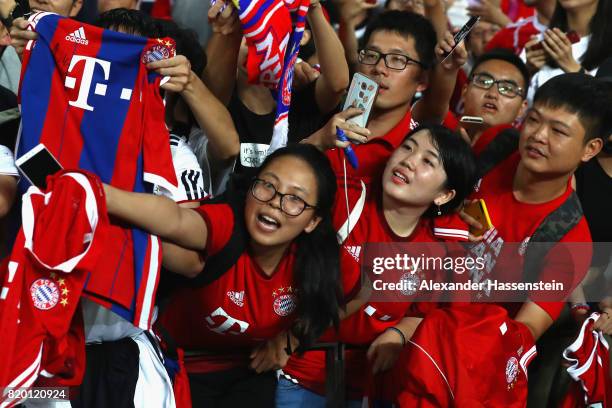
[385,326,406,347]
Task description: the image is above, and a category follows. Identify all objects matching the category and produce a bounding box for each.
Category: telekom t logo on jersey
[64,55,133,111]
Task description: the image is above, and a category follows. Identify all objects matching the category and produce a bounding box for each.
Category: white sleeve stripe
[407,339,455,400]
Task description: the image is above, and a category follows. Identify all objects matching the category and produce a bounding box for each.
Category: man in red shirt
[304,10,438,177]
[485,0,556,55]
[396,73,612,406]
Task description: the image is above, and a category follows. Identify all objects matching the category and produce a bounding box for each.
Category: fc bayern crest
[30,279,60,310]
[273,294,297,317]
[142,43,172,64]
[505,356,519,385]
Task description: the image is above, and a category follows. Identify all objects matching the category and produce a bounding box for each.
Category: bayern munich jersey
[16,12,179,329]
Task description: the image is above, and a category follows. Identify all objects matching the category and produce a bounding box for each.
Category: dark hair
[95,8,154,36]
[360,10,437,69]
[533,73,612,142]
[470,48,530,93]
[549,0,612,71]
[257,144,341,350]
[402,125,477,217]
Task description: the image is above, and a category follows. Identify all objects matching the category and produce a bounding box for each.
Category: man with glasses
[458,49,529,151]
[307,10,437,178]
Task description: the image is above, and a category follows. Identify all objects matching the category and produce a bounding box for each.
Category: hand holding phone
[529,30,580,51]
[336,127,359,169]
[15,144,63,190]
[442,16,480,62]
[342,73,379,128]
[463,199,492,237]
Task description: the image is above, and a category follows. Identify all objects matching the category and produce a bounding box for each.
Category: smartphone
[15,144,63,189]
[342,73,379,129]
[460,115,484,124]
[442,16,480,62]
[530,30,580,51]
[463,199,492,237]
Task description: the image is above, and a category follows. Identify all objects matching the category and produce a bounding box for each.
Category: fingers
[338,107,366,120]
[436,31,455,57]
[208,0,225,18]
[299,62,320,83]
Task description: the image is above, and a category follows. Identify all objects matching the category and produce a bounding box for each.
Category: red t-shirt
[326,109,418,180]
[157,203,297,373]
[501,0,535,23]
[486,15,546,55]
[470,152,592,320]
[282,176,468,397]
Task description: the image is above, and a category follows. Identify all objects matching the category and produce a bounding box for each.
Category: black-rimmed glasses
[251,178,317,217]
[469,72,524,98]
[358,49,425,70]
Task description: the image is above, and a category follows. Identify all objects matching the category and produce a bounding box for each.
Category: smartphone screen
[15,144,63,189]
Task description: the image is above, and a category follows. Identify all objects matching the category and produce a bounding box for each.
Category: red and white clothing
[326,109,418,181]
[561,313,611,408]
[395,304,537,407]
[0,171,108,408]
[156,202,297,373]
[486,15,547,55]
[469,151,592,320]
[279,109,466,399]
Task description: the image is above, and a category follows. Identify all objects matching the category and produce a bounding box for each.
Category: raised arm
[202,0,242,105]
[412,31,467,124]
[308,0,349,113]
[104,184,208,251]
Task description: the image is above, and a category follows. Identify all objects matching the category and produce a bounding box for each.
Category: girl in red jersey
[277,125,478,407]
[102,144,342,407]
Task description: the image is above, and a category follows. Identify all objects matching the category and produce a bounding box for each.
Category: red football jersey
[282,175,469,398]
[395,304,537,407]
[156,202,297,373]
[561,313,612,408]
[326,110,419,180]
[470,152,592,320]
[486,15,546,55]
[0,171,108,407]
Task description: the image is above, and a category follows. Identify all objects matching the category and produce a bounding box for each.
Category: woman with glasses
[277,124,477,407]
[102,144,342,407]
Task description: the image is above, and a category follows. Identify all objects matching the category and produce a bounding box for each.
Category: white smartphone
[15,144,63,189]
[342,73,379,129]
[460,115,484,124]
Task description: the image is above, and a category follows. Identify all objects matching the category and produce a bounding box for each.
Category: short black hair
[403,125,477,216]
[533,73,612,142]
[360,10,437,70]
[95,8,154,36]
[470,48,530,94]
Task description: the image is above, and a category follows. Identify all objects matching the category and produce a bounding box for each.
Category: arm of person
[307,1,349,114]
[412,32,467,125]
[335,0,376,71]
[467,0,511,28]
[104,183,208,251]
[201,0,242,106]
[182,71,240,162]
[367,317,423,374]
[0,174,16,217]
[424,0,449,42]
[514,301,553,341]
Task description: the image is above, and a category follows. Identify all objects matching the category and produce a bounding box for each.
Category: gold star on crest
[60,298,69,307]
[157,38,164,43]
[62,288,69,296]
[272,290,277,297]
[57,278,66,286]
[165,40,172,47]
[278,287,285,294]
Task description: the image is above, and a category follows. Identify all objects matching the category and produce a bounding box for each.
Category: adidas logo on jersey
[66,27,88,45]
[227,290,245,307]
[345,245,361,262]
